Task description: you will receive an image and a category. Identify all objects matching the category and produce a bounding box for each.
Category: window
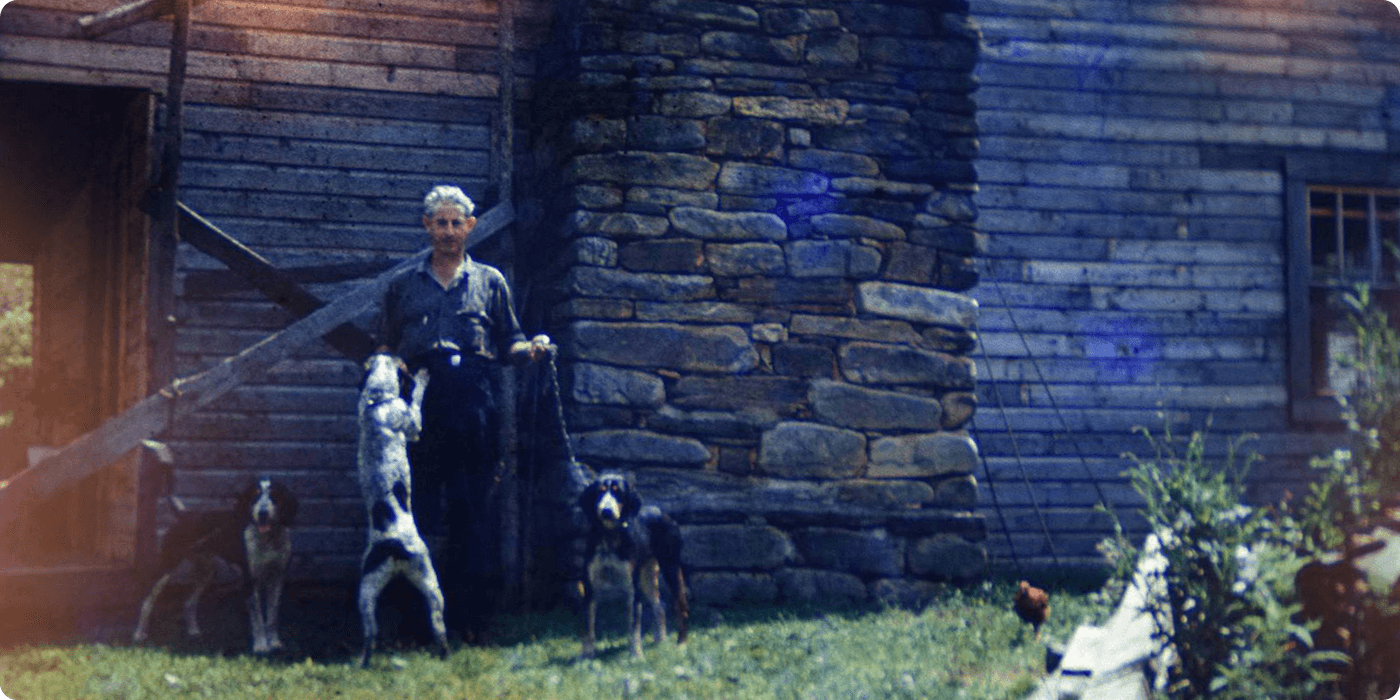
[1305,186,1400,397]
[1287,155,1400,423]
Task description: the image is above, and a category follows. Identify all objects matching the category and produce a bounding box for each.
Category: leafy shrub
[1101,427,1333,700]
[1289,282,1400,700]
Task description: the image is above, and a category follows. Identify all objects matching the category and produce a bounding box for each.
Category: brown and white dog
[132,477,297,654]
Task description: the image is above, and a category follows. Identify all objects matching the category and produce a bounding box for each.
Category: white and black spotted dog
[355,353,449,667]
[132,477,297,654]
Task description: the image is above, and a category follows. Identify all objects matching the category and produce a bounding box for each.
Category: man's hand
[511,334,554,363]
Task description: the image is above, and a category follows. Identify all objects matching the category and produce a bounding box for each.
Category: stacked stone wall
[526,0,987,606]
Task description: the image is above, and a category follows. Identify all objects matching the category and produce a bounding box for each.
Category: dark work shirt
[380,256,527,362]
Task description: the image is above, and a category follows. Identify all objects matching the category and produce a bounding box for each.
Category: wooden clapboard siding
[2,0,552,582]
[968,0,1398,568]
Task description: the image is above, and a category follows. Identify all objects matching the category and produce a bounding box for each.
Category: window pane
[1343,213,1370,282]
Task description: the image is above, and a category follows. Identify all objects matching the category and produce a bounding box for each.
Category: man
[378,184,546,642]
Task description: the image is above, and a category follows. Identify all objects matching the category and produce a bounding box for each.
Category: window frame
[1285,154,1400,424]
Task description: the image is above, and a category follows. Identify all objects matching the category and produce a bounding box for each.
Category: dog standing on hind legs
[356,353,450,667]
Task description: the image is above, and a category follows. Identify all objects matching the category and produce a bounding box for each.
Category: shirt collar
[418,253,473,290]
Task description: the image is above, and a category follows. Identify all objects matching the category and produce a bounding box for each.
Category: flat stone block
[689,572,778,606]
[682,524,796,570]
[572,429,711,467]
[566,210,669,239]
[838,341,974,388]
[719,162,829,196]
[790,314,921,344]
[619,239,705,273]
[868,432,979,478]
[570,321,759,373]
[809,379,943,431]
[569,237,619,267]
[628,115,706,151]
[570,362,665,408]
[763,7,839,33]
[777,568,868,605]
[941,392,977,429]
[774,343,834,378]
[628,187,719,209]
[829,479,935,507]
[671,207,787,241]
[634,300,756,323]
[702,31,804,64]
[724,277,852,306]
[787,149,880,177]
[569,152,720,189]
[551,298,634,321]
[908,534,986,580]
[758,421,867,479]
[734,96,848,124]
[856,282,978,328]
[811,213,905,241]
[648,404,776,440]
[566,267,714,301]
[656,92,733,118]
[793,527,904,578]
[707,242,786,276]
[649,0,760,29]
[929,475,977,508]
[706,117,784,159]
[672,375,807,413]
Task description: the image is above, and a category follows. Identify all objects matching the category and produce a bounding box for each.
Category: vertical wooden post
[494,0,523,612]
[138,0,190,572]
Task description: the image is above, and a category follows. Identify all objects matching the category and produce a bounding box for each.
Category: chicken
[1013,580,1050,641]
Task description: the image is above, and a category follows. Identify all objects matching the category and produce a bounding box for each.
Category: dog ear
[235,478,261,513]
[623,478,643,519]
[578,479,601,516]
[273,482,299,524]
[397,361,415,401]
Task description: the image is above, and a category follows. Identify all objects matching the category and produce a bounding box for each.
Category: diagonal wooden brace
[0,202,513,535]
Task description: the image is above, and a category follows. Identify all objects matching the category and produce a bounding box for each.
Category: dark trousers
[407,351,501,635]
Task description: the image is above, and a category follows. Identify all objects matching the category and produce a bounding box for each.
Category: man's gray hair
[422,185,475,217]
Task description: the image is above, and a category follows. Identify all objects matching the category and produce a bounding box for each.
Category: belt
[420,341,494,369]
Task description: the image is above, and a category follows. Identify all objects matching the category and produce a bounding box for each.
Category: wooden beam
[0,201,514,535]
[76,0,171,39]
[178,200,514,361]
[178,204,378,362]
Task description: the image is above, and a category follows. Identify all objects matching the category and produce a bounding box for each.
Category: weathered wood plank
[76,0,173,38]
[184,135,490,176]
[184,82,496,123]
[180,164,467,200]
[175,190,465,225]
[184,105,492,148]
[0,35,500,97]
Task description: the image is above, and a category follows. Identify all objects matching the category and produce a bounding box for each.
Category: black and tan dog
[577,471,688,659]
[132,477,297,654]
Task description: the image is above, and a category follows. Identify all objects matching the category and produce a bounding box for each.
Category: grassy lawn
[0,578,1102,700]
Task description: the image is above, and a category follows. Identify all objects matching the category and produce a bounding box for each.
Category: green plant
[1288,281,1400,700]
[1109,427,1331,700]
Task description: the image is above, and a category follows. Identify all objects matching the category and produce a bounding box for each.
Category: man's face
[423,204,476,257]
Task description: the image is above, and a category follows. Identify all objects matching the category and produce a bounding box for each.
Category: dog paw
[131,630,147,644]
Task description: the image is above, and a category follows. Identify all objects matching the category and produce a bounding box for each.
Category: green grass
[0,579,1100,700]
